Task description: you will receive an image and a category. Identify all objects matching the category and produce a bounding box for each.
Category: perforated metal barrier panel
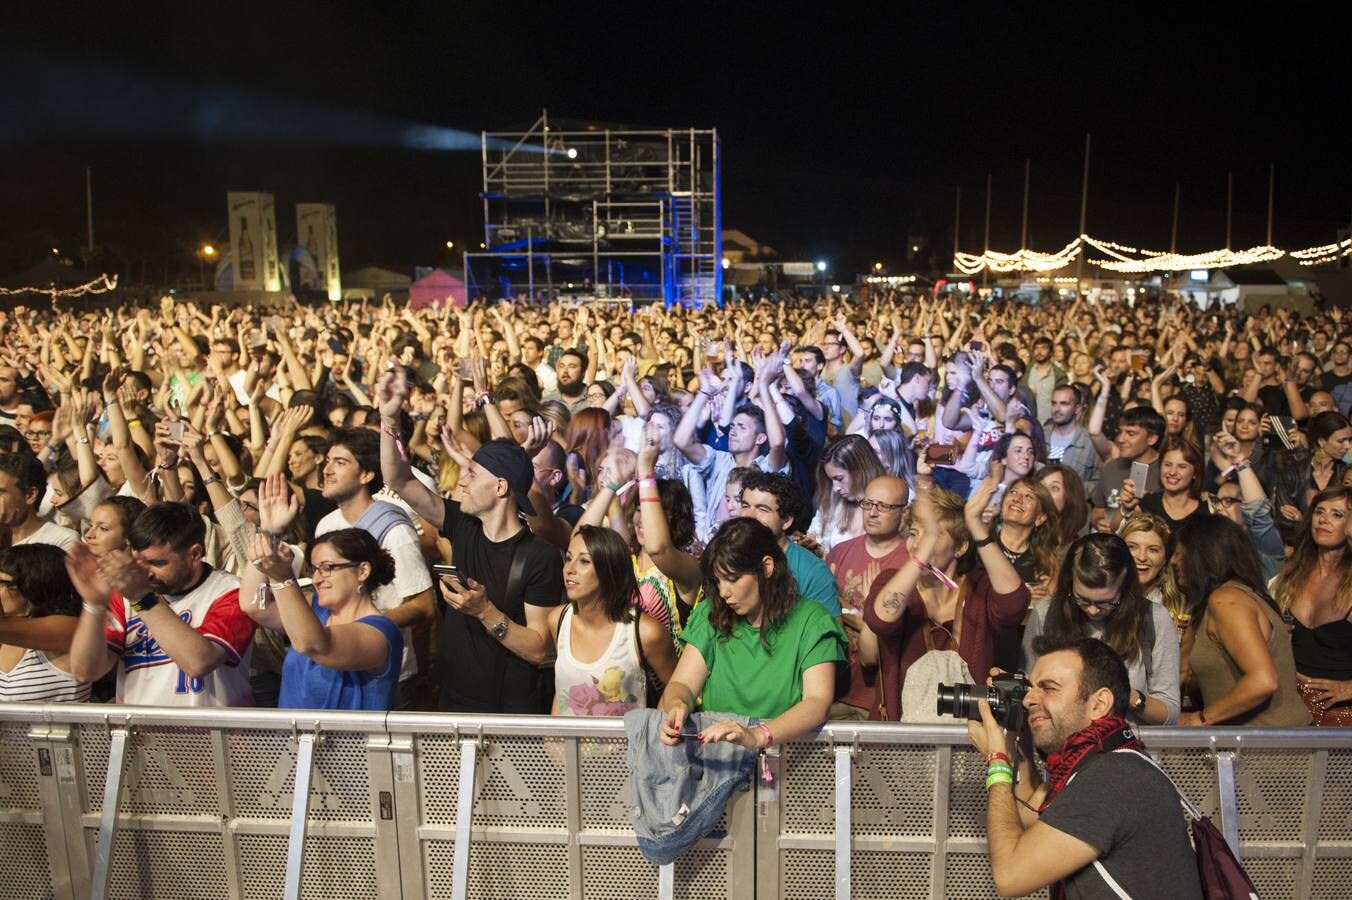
[0,704,1347,900]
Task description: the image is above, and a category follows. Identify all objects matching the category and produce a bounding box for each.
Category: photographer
[967,636,1201,899]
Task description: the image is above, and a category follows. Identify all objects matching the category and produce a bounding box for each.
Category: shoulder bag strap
[1111,747,1202,820]
[1091,860,1135,899]
[504,536,529,603]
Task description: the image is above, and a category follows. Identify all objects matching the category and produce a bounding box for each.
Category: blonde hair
[1119,513,1187,624]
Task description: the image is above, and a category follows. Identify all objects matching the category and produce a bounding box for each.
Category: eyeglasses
[240,500,259,513]
[1212,496,1242,509]
[860,499,906,513]
[311,561,361,577]
[23,430,51,441]
[1073,593,1123,611]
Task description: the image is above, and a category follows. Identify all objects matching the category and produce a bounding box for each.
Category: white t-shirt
[15,520,81,552]
[315,507,432,681]
[105,567,255,707]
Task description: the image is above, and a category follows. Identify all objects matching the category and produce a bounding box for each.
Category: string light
[0,274,119,301]
[955,234,1352,274]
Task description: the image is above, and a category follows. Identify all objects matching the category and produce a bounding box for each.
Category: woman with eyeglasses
[242,523,403,711]
[1021,532,1180,724]
[1170,515,1307,727]
[0,544,91,702]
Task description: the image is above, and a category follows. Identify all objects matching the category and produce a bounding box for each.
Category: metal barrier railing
[1,703,1348,900]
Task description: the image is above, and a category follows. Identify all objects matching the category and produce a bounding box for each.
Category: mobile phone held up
[1130,461,1151,499]
[432,564,469,589]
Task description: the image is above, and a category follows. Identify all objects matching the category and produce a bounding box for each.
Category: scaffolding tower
[465,111,721,306]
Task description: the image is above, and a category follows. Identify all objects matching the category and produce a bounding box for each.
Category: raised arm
[376,367,445,529]
[1086,366,1117,460]
[673,372,719,466]
[964,470,1025,595]
[635,424,703,597]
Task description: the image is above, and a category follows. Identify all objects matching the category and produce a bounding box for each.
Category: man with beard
[66,502,256,706]
[1020,337,1067,422]
[1043,385,1099,493]
[967,636,1202,899]
[313,428,434,708]
[555,349,590,412]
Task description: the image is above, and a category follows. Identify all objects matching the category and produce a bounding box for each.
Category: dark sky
[3,4,1351,278]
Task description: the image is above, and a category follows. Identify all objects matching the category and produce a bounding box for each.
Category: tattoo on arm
[880,592,903,613]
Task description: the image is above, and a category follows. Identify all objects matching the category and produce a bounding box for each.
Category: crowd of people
[0,289,1349,730]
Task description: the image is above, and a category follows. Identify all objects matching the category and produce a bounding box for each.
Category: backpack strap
[1091,860,1135,899]
[505,536,529,602]
[1111,747,1202,820]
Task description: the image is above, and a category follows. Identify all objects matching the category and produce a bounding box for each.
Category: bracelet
[754,722,775,748]
[986,751,1011,764]
[972,534,996,548]
[639,497,662,504]
[127,419,143,428]
[81,601,107,617]
[637,475,658,488]
[201,474,221,487]
[986,771,1014,791]
[1198,708,1209,725]
[77,436,90,445]
[986,762,1014,777]
[268,578,299,592]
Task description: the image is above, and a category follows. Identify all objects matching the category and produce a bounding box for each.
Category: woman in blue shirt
[243,523,402,711]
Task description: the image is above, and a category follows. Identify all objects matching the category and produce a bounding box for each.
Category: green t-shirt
[680,597,846,719]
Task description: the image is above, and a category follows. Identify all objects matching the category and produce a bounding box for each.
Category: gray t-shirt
[1039,752,1203,900]
[1089,457,1160,510]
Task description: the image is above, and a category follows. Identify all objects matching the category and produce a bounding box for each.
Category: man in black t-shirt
[376,367,562,713]
[967,636,1202,900]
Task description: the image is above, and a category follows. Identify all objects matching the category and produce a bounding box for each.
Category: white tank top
[554,607,647,716]
[0,648,91,703]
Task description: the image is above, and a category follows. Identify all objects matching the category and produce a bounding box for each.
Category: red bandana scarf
[1038,714,1143,813]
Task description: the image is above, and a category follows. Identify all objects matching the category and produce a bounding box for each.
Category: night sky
[3,5,1350,279]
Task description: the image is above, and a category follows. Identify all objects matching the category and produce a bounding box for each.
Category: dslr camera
[937,673,1031,732]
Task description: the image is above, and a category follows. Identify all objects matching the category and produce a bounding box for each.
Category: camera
[937,673,1031,732]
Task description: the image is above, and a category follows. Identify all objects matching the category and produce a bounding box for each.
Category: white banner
[296,202,341,301]
[226,192,281,291]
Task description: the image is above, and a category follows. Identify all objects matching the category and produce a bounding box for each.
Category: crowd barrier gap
[1,703,1349,900]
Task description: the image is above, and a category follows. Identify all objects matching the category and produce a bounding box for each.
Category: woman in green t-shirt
[657,517,846,750]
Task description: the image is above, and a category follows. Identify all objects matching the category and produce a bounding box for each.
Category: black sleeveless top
[1292,616,1352,680]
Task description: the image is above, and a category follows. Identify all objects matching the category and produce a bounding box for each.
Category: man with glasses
[826,475,911,719]
[311,428,434,708]
[821,322,865,422]
[737,470,841,617]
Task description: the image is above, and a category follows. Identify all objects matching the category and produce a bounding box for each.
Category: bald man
[825,475,912,719]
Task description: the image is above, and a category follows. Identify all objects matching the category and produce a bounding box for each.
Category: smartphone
[432,564,468,588]
[262,315,286,333]
[1130,461,1151,498]
[248,329,267,349]
[167,421,184,440]
[969,340,984,352]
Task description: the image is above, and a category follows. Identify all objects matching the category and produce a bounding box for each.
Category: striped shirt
[0,648,91,703]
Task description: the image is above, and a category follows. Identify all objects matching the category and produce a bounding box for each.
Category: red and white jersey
[105,567,255,707]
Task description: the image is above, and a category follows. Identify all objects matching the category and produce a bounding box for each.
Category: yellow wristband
[127,419,143,428]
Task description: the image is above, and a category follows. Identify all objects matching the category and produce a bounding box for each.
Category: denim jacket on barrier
[624,707,757,866]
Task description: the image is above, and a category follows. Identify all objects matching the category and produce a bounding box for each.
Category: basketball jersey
[105,567,256,707]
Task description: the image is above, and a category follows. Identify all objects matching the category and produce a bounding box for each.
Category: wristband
[201,474,221,487]
[986,772,1014,791]
[130,592,159,614]
[972,534,996,549]
[1198,708,1209,725]
[986,751,1011,764]
[82,601,107,617]
[127,419,143,428]
[986,762,1013,777]
[754,722,774,749]
[269,578,299,592]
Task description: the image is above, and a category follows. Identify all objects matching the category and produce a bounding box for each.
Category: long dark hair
[0,544,81,617]
[1043,533,1146,663]
[1173,515,1276,623]
[1035,464,1089,552]
[574,524,639,623]
[701,517,795,649]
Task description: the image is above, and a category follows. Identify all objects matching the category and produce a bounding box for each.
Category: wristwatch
[488,614,510,641]
[1132,690,1148,715]
[130,592,160,614]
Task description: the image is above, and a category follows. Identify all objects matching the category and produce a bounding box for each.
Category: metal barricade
[0,703,1348,900]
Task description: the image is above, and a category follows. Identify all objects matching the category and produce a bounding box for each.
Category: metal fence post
[450,736,481,900]
[834,744,854,900]
[283,732,318,900]
[1214,749,1242,857]
[89,725,132,900]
